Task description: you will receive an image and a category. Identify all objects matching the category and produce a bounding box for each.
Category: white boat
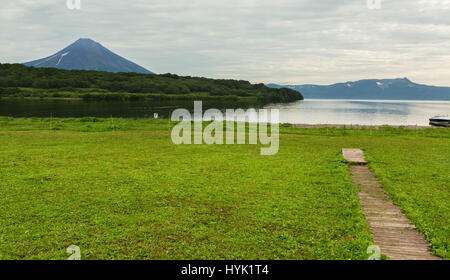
[429,116,450,127]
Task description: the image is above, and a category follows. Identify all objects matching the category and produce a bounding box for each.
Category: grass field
[0,118,448,260]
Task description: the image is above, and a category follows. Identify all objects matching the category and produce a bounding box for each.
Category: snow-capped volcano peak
[24,38,153,74]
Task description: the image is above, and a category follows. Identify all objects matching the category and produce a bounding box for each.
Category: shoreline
[292,124,437,130]
[0,116,445,130]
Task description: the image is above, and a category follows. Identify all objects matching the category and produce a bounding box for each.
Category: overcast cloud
[1,0,449,85]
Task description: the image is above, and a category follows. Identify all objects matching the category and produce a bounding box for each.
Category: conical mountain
[24,38,152,74]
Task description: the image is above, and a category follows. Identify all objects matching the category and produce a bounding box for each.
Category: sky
[1,0,450,86]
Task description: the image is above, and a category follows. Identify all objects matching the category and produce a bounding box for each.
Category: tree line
[0,64,303,102]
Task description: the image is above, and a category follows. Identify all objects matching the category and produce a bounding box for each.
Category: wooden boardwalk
[343,149,440,260]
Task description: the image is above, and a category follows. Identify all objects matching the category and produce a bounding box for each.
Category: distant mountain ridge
[24,38,153,74]
[267,78,450,100]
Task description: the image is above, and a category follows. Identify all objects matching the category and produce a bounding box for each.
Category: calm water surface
[1,99,449,126]
[265,99,450,126]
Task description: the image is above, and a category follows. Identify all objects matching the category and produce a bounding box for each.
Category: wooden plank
[344,149,441,260]
[342,148,368,165]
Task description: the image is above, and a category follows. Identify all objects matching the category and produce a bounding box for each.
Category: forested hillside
[0,64,303,102]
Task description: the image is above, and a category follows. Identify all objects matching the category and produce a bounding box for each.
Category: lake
[0,99,449,126]
[265,99,450,126]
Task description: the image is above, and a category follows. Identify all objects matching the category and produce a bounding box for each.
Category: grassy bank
[0,118,448,260]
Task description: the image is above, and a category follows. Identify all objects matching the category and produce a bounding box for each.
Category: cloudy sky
[1,0,449,86]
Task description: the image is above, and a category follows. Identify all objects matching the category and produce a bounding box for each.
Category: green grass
[365,143,449,259]
[0,118,448,260]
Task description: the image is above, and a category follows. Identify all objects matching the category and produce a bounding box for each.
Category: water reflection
[1,98,449,126]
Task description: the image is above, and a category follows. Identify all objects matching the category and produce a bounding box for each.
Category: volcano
[24,38,153,74]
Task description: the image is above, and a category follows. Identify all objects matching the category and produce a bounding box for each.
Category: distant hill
[24,38,153,74]
[267,78,450,100]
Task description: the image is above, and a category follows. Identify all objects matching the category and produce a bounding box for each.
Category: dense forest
[0,64,303,102]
